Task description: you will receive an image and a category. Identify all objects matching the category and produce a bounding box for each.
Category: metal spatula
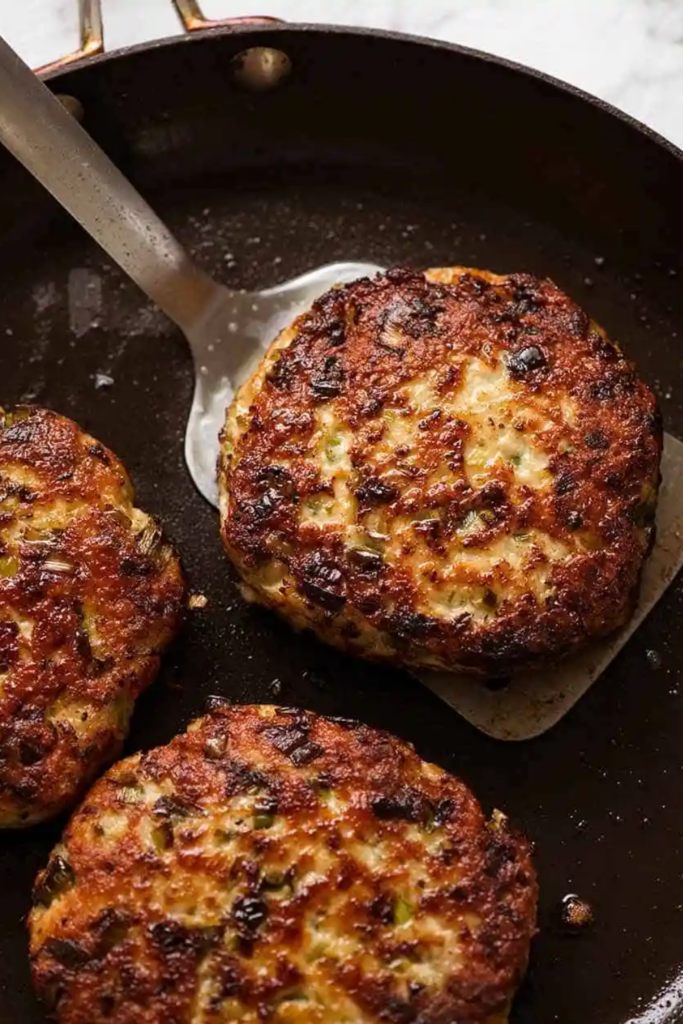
[0,34,382,506]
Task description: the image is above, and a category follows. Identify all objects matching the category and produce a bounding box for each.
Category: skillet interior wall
[0,26,681,1024]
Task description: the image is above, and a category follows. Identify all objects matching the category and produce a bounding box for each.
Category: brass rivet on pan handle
[231,47,292,91]
[37,0,103,74]
[35,1,285,79]
[56,95,85,122]
[170,2,292,91]
[171,0,283,32]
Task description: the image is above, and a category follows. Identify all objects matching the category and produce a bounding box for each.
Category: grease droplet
[269,678,283,698]
[646,649,662,670]
[94,372,114,390]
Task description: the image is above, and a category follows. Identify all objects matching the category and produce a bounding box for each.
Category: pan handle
[38,1,283,75]
[39,0,104,75]
[171,1,283,31]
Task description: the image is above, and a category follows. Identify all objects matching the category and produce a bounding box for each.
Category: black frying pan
[0,19,682,1024]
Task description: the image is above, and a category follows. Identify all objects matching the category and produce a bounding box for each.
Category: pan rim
[39,20,683,172]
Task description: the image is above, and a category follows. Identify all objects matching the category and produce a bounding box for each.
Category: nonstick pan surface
[1,23,682,1024]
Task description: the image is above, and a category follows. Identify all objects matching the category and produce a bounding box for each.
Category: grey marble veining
[2,0,683,149]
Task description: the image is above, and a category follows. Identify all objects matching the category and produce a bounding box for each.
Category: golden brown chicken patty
[219,267,662,675]
[0,407,185,826]
[30,703,537,1024]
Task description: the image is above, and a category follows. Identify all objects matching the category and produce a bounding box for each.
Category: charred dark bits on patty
[30,705,538,1024]
[507,344,547,377]
[220,267,661,675]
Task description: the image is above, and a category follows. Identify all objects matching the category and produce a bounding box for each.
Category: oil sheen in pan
[422,432,683,740]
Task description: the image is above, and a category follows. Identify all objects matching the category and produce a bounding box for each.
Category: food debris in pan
[561,893,595,932]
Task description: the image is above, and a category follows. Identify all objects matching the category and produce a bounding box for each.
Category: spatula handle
[0,34,222,335]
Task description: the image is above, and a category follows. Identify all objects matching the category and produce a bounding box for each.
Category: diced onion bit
[394,896,414,925]
[33,855,75,908]
[357,532,385,553]
[261,870,289,891]
[488,808,508,832]
[188,593,208,610]
[214,827,235,843]
[459,510,479,531]
[2,408,32,428]
[379,322,406,352]
[253,811,275,829]
[97,914,131,954]
[253,795,278,829]
[151,823,173,852]
[412,509,441,523]
[117,785,143,804]
[0,554,19,576]
[42,558,75,575]
[136,522,162,557]
[204,735,227,759]
[325,436,343,463]
[278,991,308,1005]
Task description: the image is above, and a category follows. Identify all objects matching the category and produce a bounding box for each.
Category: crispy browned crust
[219,267,662,674]
[0,408,185,826]
[30,704,537,1024]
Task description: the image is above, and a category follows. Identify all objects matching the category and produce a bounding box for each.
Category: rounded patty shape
[30,703,537,1024]
[220,267,662,674]
[0,407,185,826]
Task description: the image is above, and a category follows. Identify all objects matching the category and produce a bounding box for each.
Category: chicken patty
[0,407,185,826]
[219,267,662,675]
[30,703,537,1024]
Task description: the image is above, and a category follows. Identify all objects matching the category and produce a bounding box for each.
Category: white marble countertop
[1,0,683,151]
